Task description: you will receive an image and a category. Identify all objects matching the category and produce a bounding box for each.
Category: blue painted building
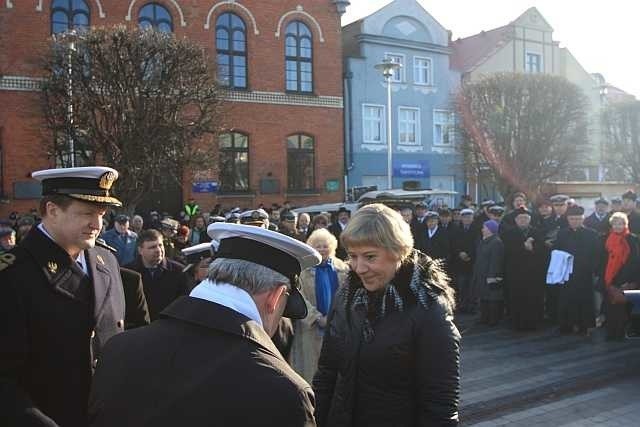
[343,0,465,206]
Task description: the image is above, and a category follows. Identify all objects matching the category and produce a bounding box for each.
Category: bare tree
[40,26,224,213]
[601,100,640,182]
[458,72,588,198]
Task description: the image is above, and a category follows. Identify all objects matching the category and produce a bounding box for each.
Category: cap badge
[47,261,58,274]
[98,171,116,190]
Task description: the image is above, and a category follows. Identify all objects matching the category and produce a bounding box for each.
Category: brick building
[0,0,349,216]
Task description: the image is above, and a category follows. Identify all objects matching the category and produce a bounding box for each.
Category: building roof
[450,25,512,72]
[606,84,636,102]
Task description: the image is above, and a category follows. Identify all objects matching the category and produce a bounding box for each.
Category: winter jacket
[313,251,460,427]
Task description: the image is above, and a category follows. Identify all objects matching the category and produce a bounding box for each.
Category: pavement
[455,314,640,426]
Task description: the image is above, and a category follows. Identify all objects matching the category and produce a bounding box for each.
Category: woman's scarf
[347,251,443,342]
[315,258,339,316]
[605,228,631,287]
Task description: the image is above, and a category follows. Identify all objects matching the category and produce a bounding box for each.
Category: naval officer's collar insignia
[96,254,105,265]
[99,171,117,190]
[47,261,58,274]
[0,253,16,272]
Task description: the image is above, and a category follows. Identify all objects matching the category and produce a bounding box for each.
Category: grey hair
[207,258,289,295]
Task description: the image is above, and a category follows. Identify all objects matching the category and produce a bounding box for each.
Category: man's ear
[265,285,287,314]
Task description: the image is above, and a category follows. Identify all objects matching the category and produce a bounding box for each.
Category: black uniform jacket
[0,227,125,427]
[119,267,151,329]
[89,296,316,427]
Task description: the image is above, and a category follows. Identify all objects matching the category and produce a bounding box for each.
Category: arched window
[287,134,315,192]
[138,3,173,33]
[216,13,247,89]
[285,21,313,93]
[219,132,249,192]
[51,0,90,35]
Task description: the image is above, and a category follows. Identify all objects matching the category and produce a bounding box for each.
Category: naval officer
[89,223,321,426]
[0,166,126,427]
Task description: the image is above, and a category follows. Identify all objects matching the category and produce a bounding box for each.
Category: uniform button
[92,358,98,369]
[116,319,124,329]
[90,330,95,339]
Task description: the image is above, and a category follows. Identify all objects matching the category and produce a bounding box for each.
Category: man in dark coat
[554,205,602,334]
[410,202,428,248]
[544,194,571,323]
[328,207,350,260]
[450,209,477,313]
[125,229,190,321]
[418,211,451,264]
[89,222,321,427]
[499,192,528,236]
[502,208,546,330]
[0,166,126,427]
[621,190,640,234]
[583,198,611,237]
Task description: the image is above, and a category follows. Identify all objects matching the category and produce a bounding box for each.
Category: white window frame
[362,103,386,145]
[525,51,542,73]
[384,52,405,83]
[398,106,421,146]
[413,56,433,86]
[433,109,454,147]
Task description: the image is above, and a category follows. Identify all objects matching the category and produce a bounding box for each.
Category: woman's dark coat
[599,233,640,338]
[471,235,504,302]
[313,253,460,427]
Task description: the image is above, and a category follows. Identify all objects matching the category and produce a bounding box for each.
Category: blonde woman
[313,204,460,427]
[291,228,349,382]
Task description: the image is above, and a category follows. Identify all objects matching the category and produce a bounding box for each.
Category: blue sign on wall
[393,160,430,178]
[192,181,218,193]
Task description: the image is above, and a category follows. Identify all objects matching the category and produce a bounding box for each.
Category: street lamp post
[66,29,78,167]
[374,58,401,190]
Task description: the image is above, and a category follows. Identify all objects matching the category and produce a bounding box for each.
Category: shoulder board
[0,252,18,272]
[95,238,117,254]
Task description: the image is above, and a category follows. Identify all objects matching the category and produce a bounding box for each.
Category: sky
[343,0,640,97]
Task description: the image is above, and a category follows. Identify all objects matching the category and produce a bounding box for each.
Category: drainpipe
[344,69,354,201]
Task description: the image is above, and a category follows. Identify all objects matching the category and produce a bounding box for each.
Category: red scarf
[605,228,630,287]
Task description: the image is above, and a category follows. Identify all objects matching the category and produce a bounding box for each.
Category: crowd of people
[3,186,640,340]
[1,164,640,426]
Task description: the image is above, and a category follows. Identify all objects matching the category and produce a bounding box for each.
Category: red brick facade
[0,0,346,216]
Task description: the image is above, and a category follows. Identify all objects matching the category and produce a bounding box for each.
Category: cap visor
[282,286,308,320]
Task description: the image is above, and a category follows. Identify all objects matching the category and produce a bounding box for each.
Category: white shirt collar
[190,279,263,327]
[428,225,439,238]
[38,223,88,274]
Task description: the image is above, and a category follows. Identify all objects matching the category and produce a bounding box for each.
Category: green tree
[41,26,223,213]
[458,72,588,198]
